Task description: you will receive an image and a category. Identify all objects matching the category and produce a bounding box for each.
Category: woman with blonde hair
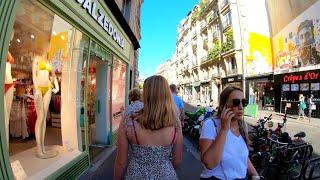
[114,75,183,180]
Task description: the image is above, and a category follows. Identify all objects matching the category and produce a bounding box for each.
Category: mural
[246,32,273,75]
[244,0,273,76]
[273,1,320,71]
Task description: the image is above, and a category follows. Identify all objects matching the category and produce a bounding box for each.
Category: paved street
[79,138,202,180]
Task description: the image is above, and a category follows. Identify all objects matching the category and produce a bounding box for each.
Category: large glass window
[112,57,127,131]
[3,0,88,178]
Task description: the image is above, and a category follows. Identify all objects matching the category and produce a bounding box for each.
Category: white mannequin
[4,31,15,147]
[32,55,59,159]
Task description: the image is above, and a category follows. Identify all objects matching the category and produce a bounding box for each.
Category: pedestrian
[298,94,307,121]
[307,94,314,120]
[170,84,185,127]
[114,75,183,180]
[199,86,259,180]
[123,88,143,119]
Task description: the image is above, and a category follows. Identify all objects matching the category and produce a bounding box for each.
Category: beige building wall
[266,0,318,36]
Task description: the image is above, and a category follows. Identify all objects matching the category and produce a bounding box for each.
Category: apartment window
[223,11,232,28]
[231,57,237,69]
[122,0,131,22]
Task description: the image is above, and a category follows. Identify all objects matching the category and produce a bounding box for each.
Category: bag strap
[131,119,140,145]
[212,119,228,180]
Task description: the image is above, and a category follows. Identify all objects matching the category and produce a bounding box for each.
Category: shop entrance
[87,42,112,161]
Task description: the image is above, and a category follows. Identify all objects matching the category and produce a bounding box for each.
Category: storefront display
[1,0,90,178]
[0,0,137,179]
[274,69,320,118]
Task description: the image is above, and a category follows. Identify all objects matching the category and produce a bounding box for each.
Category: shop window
[122,0,132,22]
[112,57,127,131]
[231,57,237,69]
[4,0,88,178]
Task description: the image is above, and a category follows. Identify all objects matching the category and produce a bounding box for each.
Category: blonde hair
[138,75,177,130]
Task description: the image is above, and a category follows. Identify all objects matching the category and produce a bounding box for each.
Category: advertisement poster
[273,1,320,72]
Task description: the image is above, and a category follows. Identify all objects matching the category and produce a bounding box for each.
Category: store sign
[227,76,242,82]
[283,71,319,83]
[76,0,125,49]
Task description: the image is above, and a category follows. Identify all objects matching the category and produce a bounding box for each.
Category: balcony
[222,19,232,30]
[220,0,230,13]
[207,10,219,25]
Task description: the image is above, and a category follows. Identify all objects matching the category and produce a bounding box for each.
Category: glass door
[87,42,112,161]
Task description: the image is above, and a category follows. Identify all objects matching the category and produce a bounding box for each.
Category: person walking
[170,84,185,127]
[199,86,259,180]
[307,94,314,121]
[298,94,307,121]
[114,75,183,180]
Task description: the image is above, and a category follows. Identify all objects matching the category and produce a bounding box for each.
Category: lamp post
[235,0,246,97]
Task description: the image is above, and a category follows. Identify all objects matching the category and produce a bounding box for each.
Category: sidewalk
[78,138,202,180]
[244,109,320,155]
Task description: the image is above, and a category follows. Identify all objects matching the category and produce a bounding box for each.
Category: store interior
[3,0,85,178]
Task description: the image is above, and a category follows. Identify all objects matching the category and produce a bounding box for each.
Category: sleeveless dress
[124,120,179,180]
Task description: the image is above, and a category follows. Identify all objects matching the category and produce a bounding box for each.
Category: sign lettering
[76,0,125,49]
[282,71,320,83]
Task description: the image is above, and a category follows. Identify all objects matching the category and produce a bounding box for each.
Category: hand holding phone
[220,105,234,131]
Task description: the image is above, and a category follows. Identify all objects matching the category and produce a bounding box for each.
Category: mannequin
[32,55,59,159]
[4,31,15,147]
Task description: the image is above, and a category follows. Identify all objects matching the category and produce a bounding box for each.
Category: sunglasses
[231,99,248,107]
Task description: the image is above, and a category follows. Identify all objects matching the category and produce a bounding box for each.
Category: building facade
[267,0,320,117]
[173,0,320,117]
[155,59,177,85]
[0,0,141,179]
[115,0,143,88]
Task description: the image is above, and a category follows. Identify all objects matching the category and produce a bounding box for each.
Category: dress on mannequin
[4,51,15,147]
[32,56,59,159]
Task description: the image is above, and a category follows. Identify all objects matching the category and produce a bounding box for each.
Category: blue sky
[138,0,198,79]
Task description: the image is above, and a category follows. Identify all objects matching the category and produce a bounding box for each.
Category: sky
[138,0,199,79]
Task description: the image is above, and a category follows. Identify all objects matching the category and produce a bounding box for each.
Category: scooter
[188,106,215,141]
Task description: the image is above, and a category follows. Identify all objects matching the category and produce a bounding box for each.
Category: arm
[200,107,234,169]
[179,98,185,126]
[179,108,184,127]
[200,129,228,169]
[114,119,129,180]
[172,123,183,168]
[247,158,259,178]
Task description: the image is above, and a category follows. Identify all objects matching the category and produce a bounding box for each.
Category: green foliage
[208,40,221,61]
[191,10,199,24]
[198,0,209,18]
[221,29,234,52]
